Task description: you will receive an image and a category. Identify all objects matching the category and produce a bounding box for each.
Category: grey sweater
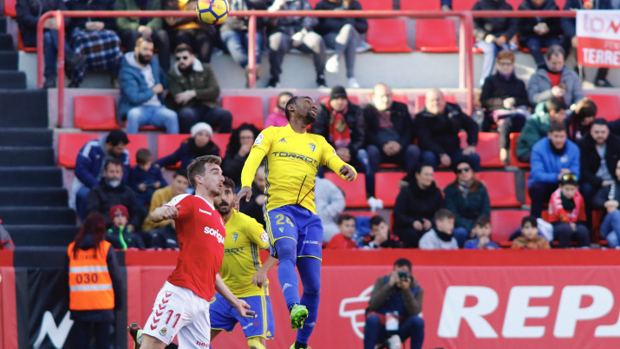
[419,229,459,250]
[527,67,584,106]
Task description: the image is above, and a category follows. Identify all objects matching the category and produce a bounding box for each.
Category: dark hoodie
[415,102,479,156]
[155,137,220,170]
[86,179,143,228]
[65,234,123,322]
[393,179,444,230]
[472,0,518,42]
[517,0,562,46]
[314,0,368,36]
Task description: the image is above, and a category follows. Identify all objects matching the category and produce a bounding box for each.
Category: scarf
[561,192,576,212]
[550,138,566,155]
[458,179,473,199]
[326,104,351,149]
[436,230,453,242]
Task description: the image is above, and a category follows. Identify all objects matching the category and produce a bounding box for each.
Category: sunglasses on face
[456,167,471,174]
[561,173,579,182]
[175,55,190,61]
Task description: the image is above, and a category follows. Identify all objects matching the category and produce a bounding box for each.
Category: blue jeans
[452,227,469,248]
[601,210,620,248]
[76,186,90,221]
[44,30,72,77]
[475,40,513,86]
[421,149,481,172]
[220,30,264,67]
[126,105,179,134]
[524,36,562,68]
[367,144,420,196]
[364,314,424,349]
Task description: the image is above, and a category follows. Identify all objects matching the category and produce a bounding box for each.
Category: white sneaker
[348,77,360,89]
[325,55,339,73]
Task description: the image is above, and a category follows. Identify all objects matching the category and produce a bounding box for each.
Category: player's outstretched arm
[215,274,256,318]
[252,255,278,288]
[150,205,179,223]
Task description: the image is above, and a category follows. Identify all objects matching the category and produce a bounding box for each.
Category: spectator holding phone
[528,45,584,107]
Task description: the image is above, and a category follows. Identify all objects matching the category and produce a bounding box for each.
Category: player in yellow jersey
[211,177,278,349]
[237,96,357,349]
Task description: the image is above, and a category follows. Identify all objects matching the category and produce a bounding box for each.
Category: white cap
[190,122,213,138]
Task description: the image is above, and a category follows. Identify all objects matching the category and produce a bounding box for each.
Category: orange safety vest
[67,240,115,311]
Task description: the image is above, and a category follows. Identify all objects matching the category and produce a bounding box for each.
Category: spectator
[363,215,403,249]
[419,209,459,250]
[16,0,83,88]
[115,0,170,72]
[517,0,562,68]
[106,205,145,249]
[567,98,597,142]
[239,165,267,226]
[222,124,260,186]
[363,83,419,195]
[472,0,518,85]
[167,44,232,134]
[393,164,444,248]
[443,159,491,247]
[267,0,327,88]
[324,214,358,248]
[86,159,143,230]
[480,50,530,162]
[312,86,369,188]
[0,220,15,251]
[416,88,481,171]
[219,0,268,84]
[265,92,292,127]
[66,0,122,88]
[594,159,620,248]
[119,38,179,134]
[315,177,345,242]
[70,131,130,221]
[163,0,217,63]
[548,173,590,247]
[528,122,580,217]
[155,122,219,170]
[66,213,122,349]
[464,216,500,249]
[441,0,452,10]
[516,97,567,163]
[142,170,189,232]
[562,0,615,87]
[527,45,584,107]
[364,258,424,349]
[315,0,368,88]
[128,148,167,207]
[512,215,551,249]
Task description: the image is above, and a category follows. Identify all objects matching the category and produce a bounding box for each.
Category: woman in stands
[222,123,260,187]
[566,98,597,142]
[155,122,220,170]
[66,213,122,349]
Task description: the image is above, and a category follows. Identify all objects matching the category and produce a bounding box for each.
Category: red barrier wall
[0,251,17,349]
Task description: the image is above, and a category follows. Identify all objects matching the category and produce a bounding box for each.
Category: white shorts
[143,281,212,348]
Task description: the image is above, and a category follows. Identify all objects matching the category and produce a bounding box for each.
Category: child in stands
[512,216,550,249]
[128,148,166,206]
[363,215,403,249]
[325,214,358,249]
[419,209,459,250]
[106,205,144,249]
[464,215,500,249]
[548,173,590,248]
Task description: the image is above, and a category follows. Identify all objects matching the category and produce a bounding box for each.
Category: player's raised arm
[236,132,270,205]
[150,204,179,223]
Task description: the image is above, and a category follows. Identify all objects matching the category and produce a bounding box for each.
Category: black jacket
[65,234,123,322]
[562,0,612,38]
[517,0,562,45]
[393,181,443,230]
[578,133,620,189]
[16,0,71,47]
[593,181,620,209]
[472,0,518,42]
[155,138,220,171]
[312,100,366,154]
[314,0,368,36]
[65,0,116,30]
[480,72,530,112]
[363,101,414,149]
[106,226,145,249]
[415,102,479,156]
[86,179,143,228]
[239,182,266,227]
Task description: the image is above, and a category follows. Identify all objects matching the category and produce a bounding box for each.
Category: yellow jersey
[242,124,354,214]
[220,209,270,298]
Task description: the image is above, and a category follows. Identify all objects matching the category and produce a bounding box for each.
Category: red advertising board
[577,10,620,68]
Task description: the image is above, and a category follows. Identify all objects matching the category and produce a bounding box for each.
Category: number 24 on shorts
[275,214,294,228]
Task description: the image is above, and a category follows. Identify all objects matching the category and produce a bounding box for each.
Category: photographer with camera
[364,258,424,349]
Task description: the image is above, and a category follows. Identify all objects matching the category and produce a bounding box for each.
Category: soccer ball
[196,0,229,25]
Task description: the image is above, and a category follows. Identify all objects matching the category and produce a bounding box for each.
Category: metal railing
[36,9,577,127]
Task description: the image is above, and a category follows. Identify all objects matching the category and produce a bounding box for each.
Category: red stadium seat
[317,95,360,106]
[211,133,231,157]
[585,94,620,122]
[74,96,120,131]
[452,0,482,11]
[221,96,264,130]
[525,172,531,206]
[4,0,16,17]
[401,0,440,10]
[367,19,413,53]
[415,19,458,53]
[490,210,530,246]
[17,30,36,52]
[414,94,457,113]
[342,210,376,217]
[471,132,505,168]
[157,134,191,168]
[365,94,409,106]
[126,134,149,167]
[375,172,406,208]
[477,172,521,208]
[308,0,321,8]
[58,133,99,168]
[509,133,530,168]
[434,171,456,190]
[324,172,369,208]
[358,0,392,10]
